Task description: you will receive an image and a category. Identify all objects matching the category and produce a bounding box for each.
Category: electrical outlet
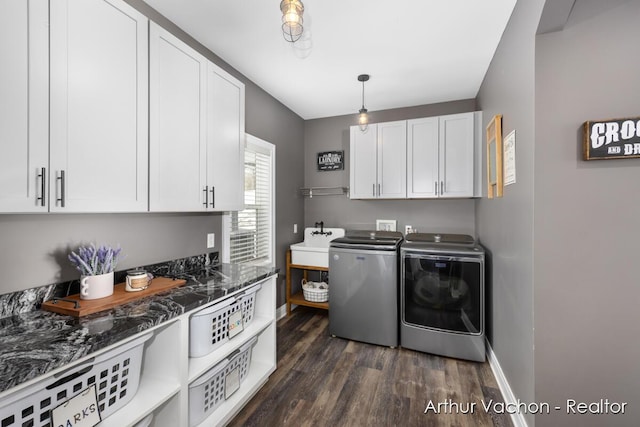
[405,225,413,235]
[294,224,298,233]
[207,233,215,248]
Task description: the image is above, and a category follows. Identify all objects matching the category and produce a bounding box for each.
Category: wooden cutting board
[41,276,187,317]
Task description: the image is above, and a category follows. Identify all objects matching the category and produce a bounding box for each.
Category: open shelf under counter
[99,376,181,427]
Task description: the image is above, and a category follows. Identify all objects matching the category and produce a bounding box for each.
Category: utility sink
[290,227,345,268]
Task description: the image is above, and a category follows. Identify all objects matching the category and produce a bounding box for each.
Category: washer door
[402,253,483,334]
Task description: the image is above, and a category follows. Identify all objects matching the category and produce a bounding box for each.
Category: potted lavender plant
[68,244,123,300]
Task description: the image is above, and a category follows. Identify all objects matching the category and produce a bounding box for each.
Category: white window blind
[229,143,273,264]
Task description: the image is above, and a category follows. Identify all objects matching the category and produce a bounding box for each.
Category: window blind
[229,148,272,264]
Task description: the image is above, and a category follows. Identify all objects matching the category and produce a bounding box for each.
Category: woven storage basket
[302,281,328,303]
[0,332,152,427]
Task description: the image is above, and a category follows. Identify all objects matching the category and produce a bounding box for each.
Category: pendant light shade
[281,0,304,43]
[357,74,370,132]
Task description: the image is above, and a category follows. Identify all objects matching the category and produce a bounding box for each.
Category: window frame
[221,134,275,267]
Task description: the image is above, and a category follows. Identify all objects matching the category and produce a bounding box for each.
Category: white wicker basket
[302,280,328,303]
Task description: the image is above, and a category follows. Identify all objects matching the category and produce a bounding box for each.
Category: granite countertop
[0,262,277,395]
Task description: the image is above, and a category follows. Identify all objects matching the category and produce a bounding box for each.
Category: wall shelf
[299,186,349,198]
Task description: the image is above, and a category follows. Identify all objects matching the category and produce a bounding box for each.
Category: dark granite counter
[0,261,277,395]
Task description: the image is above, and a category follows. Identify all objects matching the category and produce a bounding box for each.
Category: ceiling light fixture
[280,0,304,43]
[357,74,370,132]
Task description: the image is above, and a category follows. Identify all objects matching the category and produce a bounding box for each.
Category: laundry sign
[583,116,640,160]
[317,150,344,171]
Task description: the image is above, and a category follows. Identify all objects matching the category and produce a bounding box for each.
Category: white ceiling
[143,0,517,120]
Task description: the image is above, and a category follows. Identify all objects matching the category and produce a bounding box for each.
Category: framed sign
[486,115,503,198]
[583,116,640,160]
[317,151,344,171]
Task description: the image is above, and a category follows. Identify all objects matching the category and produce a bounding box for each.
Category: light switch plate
[207,233,215,248]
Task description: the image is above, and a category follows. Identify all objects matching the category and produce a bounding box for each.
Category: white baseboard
[486,339,529,427]
[276,304,287,320]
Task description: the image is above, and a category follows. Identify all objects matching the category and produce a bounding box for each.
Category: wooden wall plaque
[584,116,640,160]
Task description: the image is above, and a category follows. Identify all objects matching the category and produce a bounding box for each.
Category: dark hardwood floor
[228,307,513,427]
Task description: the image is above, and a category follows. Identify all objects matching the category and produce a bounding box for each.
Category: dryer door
[402,253,483,334]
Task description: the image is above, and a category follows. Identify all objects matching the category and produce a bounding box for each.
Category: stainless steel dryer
[400,233,485,361]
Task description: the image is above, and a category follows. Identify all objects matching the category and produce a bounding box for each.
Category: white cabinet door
[377,120,407,199]
[439,112,475,198]
[49,0,148,212]
[149,22,207,212]
[0,0,48,212]
[207,64,245,211]
[349,124,378,199]
[407,117,439,198]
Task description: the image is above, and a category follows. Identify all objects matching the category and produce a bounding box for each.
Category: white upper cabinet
[0,0,49,212]
[438,112,475,198]
[407,117,439,198]
[149,22,207,212]
[49,0,149,212]
[349,124,378,199]
[407,112,476,199]
[377,120,408,199]
[207,63,245,211]
[149,23,245,212]
[350,122,407,199]
[352,112,479,200]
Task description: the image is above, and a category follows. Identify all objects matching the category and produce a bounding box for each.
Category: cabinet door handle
[210,187,215,208]
[37,167,46,207]
[203,186,209,207]
[57,170,65,207]
[372,183,375,197]
[441,181,444,195]
[378,183,381,197]
[435,181,438,196]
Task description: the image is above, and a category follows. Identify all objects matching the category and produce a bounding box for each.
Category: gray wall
[303,100,477,234]
[534,1,640,425]
[0,1,305,303]
[475,2,544,427]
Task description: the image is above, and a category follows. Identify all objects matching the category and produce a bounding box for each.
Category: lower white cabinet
[47,275,276,427]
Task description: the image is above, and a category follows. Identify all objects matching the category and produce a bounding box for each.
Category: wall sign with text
[317,151,344,171]
[583,116,640,160]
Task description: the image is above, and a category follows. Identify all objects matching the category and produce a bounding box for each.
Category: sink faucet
[312,221,332,236]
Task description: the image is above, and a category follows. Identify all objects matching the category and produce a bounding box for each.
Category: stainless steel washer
[400,233,485,361]
[328,231,403,347]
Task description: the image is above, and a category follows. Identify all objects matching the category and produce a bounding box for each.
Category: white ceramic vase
[80,271,114,300]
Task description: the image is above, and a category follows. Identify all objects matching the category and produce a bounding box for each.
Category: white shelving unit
[0,275,276,427]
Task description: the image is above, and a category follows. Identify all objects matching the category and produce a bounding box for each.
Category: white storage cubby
[0,275,276,427]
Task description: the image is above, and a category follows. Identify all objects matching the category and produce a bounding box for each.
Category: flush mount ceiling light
[357,74,370,132]
[281,0,304,43]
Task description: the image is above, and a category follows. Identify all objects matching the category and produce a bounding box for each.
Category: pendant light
[357,74,370,132]
[281,0,304,43]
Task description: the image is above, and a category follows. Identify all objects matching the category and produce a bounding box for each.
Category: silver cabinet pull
[441,181,444,195]
[210,186,215,208]
[56,170,65,207]
[435,181,438,196]
[372,183,375,197]
[378,183,381,197]
[203,186,209,207]
[37,167,46,206]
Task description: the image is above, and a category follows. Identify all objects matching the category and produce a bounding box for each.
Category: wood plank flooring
[228,307,513,427]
